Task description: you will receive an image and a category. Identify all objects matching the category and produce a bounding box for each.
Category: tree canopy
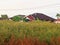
[12,16,22,21]
[56,13,60,19]
[1,14,8,19]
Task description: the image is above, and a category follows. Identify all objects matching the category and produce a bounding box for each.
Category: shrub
[12,16,21,21]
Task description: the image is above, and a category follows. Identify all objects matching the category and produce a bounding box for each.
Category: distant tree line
[0,14,29,22]
[0,13,60,22]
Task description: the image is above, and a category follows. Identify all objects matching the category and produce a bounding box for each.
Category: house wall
[54,21,60,23]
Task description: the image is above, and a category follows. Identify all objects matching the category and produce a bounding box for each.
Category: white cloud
[0,0,59,9]
[0,0,59,18]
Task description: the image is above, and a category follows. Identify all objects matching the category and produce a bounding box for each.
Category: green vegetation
[0,20,59,45]
[0,20,59,40]
[56,13,60,19]
[23,17,30,22]
[12,16,22,21]
[1,14,8,19]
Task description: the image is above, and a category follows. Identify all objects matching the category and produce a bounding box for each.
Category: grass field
[0,20,60,45]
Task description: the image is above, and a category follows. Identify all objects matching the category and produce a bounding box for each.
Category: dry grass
[0,20,59,45]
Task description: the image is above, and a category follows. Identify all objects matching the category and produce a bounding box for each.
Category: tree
[56,13,60,19]
[23,17,30,22]
[12,16,21,21]
[1,14,8,19]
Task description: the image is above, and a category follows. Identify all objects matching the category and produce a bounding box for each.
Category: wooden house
[25,15,35,21]
[30,13,55,22]
[54,19,60,23]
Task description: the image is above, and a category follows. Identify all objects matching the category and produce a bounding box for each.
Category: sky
[0,0,60,18]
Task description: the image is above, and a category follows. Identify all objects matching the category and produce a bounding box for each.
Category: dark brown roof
[30,13,55,22]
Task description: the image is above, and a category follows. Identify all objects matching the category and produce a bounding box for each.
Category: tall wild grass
[0,20,59,45]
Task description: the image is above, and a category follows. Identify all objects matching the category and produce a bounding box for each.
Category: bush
[23,17,30,22]
[12,16,22,21]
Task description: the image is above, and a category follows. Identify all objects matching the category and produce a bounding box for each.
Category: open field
[0,20,60,45]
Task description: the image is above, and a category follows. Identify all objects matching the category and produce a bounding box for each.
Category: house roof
[27,15,35,20]
[30,13,55,22]
[27,15,35,21]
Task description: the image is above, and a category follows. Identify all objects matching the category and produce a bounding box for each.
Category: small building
[26,15,35,21]
[54,19,60,23]
[31,13,55,22]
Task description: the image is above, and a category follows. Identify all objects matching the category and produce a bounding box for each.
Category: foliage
[56,13,60,19]
[1,14,8,19]
[23,17,30,22]
[12,16,22,21]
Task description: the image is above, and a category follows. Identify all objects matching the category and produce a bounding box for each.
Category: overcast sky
[0,0,60,18]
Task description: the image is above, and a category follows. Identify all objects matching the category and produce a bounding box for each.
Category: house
[30,13,55,22]
[25,15,35,21]
[54,19,60,23]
